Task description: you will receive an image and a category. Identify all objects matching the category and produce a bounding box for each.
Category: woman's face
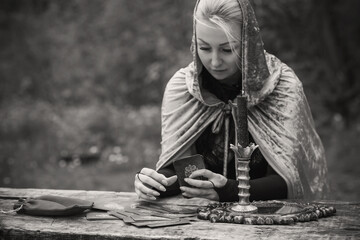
[196,19,241,81]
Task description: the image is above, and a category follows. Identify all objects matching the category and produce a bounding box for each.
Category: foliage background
[0,0,359,200]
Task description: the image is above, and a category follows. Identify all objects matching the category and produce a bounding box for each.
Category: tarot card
[108,211,135,223]
[146,219,190,228]
[130,215,171,221]
[173,154,205,188]
[136,201,197,214]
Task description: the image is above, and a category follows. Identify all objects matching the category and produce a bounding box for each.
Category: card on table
[136,201,197,214]
[108,211,135,223]
[108,210,189,228]
[173,154,206,188]
[136,219,190,228]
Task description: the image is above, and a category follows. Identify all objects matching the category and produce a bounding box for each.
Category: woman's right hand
[134,167,178,200]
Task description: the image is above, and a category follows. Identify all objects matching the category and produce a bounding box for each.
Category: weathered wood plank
[0,188,359,240]
[0,188,136,199]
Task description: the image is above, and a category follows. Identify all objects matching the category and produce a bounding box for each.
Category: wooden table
[0,188,359,239]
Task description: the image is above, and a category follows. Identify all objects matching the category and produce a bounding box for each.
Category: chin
[211,74,229,81]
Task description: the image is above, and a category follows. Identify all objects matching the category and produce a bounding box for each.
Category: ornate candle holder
[230,143,258,213]
[228,96,258,213]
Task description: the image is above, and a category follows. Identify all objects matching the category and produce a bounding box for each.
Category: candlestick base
[231,204,258,213]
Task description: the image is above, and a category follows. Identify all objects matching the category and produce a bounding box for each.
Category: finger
[166,175,178,185]
[135,180,160,197]
[184,178,213,189]
[189,169,214,179]
[141,168,168,186]
[135,188,157,200]
[135,187,156,200]
[180,186,210,197]
[182,189,210,198]
[137,173,167,192]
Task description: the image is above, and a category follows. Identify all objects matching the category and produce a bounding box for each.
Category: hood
[188,0,275,107]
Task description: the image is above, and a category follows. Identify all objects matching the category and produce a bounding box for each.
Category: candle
[236,95,249,148]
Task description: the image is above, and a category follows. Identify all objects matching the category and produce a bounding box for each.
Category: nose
[211,51,222,68]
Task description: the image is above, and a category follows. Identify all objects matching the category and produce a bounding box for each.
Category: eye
[199,47,211,52]
[222,48,232,53]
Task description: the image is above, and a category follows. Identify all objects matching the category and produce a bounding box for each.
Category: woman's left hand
[180,169,228,201]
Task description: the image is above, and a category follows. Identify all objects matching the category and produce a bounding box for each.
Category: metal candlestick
[228,96,258,213]
[229,146,258,213]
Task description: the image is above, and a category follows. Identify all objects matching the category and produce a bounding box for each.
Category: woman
[134,0,329,202]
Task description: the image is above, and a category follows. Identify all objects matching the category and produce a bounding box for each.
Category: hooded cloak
[156,0,329,200]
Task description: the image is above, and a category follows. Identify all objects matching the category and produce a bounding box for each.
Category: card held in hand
[173,154,205,188]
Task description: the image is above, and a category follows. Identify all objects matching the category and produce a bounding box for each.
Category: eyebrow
[197,38,237,46]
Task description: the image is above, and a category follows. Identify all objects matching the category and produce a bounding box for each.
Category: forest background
[0,0,359,201]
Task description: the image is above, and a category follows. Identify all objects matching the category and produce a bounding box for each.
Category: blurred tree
[0,0,196,107]
[314,0,360,126]
[252,0,360,127]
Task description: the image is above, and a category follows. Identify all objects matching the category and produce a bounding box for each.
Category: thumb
[165,175,178,186]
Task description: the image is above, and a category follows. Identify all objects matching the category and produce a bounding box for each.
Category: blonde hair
[194,0,243,59]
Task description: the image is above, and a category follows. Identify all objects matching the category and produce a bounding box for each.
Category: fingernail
[159,186,166,192]
[153,191,160,196]
[179,187,184,191]
[184,178,188,182]
[182,193,190,198]
[147,194,156,200]
[162,180,168,186]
